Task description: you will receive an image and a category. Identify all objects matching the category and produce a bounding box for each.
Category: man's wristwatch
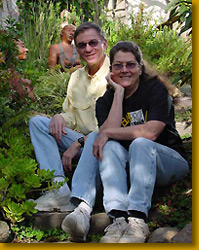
[78,137,85,148]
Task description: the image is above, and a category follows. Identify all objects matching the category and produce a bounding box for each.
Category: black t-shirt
[96,77,186,159]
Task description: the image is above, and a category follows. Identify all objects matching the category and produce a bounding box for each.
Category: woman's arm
[93,120,165,161]
[99,73,124,132]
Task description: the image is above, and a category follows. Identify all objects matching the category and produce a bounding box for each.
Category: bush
[0,127,57,224]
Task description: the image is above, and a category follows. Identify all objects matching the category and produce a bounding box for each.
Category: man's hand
[49,114,67,142]
[62,142,81,172]
[93,131,109,161]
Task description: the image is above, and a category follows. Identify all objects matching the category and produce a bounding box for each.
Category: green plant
[165,0,192,86]
[11,224,69,242]
[18,1,63,71]
[31,69,70,116]
[101,4,192,86]
[0,127,67,224]
[150,171,192,231]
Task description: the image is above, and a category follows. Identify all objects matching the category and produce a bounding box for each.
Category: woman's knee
[129,137,154,151]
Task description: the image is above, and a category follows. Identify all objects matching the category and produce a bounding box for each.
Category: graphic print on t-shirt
[122,109,145,127]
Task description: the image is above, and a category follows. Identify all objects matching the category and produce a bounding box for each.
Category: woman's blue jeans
[29,115,84,178]
[71,132,189,216]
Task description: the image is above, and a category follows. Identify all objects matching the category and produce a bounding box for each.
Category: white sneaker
[33,189,75,212]
[100,217,128,243]
[119,217,149,243]
[61,207,90,242]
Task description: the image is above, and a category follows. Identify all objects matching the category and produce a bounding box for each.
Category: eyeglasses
[112,62,139,70]
[76,39,102,50]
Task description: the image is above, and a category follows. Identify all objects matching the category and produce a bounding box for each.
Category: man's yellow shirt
[61,56,110,135]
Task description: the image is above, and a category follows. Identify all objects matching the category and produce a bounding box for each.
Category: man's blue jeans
[29,115,84,178]
[71,132,189,216]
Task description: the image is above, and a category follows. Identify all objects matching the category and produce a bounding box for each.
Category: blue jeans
[71,132,189,216]
[29,115,84,178]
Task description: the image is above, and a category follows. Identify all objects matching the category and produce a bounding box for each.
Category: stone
[33,212,70,230]
[147,227,178,243]
[33,211,111,235]
[176,121,192,136]
[0,220,10,243]
[89,213,111,235]
[170,223,192,243]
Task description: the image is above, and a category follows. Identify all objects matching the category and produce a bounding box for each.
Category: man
[29,22,109,212]
[49,24,82,74]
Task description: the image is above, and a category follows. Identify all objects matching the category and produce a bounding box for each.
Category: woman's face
[111,51,142,89]
[16,40,29,60]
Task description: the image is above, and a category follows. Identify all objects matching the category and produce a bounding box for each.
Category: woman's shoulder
[144,76,168,92]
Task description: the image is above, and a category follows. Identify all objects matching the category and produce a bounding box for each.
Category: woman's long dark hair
[109,41,179,97]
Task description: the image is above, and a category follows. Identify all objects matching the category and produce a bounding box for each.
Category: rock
[176,121,192,136]
[89,213,111,235]
[0,221,10,243]
[33,212,70,230]
[33,211,111,235]
[147,227,178,243]
[170,223,192,243]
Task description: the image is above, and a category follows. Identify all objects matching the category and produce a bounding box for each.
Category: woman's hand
[105,72,124,94]
[93,131,109,161]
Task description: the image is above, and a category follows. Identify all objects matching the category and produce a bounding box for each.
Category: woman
[61,41,189,243]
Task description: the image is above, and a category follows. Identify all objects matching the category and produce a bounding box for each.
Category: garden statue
[49,24,82,74]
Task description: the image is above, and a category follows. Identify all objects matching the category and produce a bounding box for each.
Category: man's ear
[102,40,107,50]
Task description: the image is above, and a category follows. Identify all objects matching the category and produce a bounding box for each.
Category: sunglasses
[112,62,139,70]
[76,39,102,50]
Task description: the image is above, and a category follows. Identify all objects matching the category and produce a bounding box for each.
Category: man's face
[62,25,76,43]
[75,28,107,68]
[16,40,29,60]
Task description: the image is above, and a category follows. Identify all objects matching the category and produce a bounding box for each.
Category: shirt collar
[85,55,110,79]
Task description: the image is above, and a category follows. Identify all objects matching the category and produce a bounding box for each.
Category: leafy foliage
[11,224,68,242]
[101,4,192,86]
[0,127,56,224]
[149,171,192,231]
[31,69,70,116]
[165,0,192,86]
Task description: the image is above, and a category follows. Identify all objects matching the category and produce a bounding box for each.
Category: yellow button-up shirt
[60,55,110,135]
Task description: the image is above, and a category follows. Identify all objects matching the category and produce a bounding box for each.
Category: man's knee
[87,131,99,143]
[29,115,50,129]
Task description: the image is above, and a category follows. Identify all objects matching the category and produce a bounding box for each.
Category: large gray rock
[170,223,192,243]
[34,212,70,230]
[33,211,111,235]
[147,227,178,243]
[89,213,111,234]
[0,221,10,243]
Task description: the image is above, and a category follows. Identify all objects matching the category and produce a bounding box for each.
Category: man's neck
[88,55,106,76]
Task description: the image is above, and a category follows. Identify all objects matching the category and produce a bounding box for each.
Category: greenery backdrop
[0,0,192,242]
